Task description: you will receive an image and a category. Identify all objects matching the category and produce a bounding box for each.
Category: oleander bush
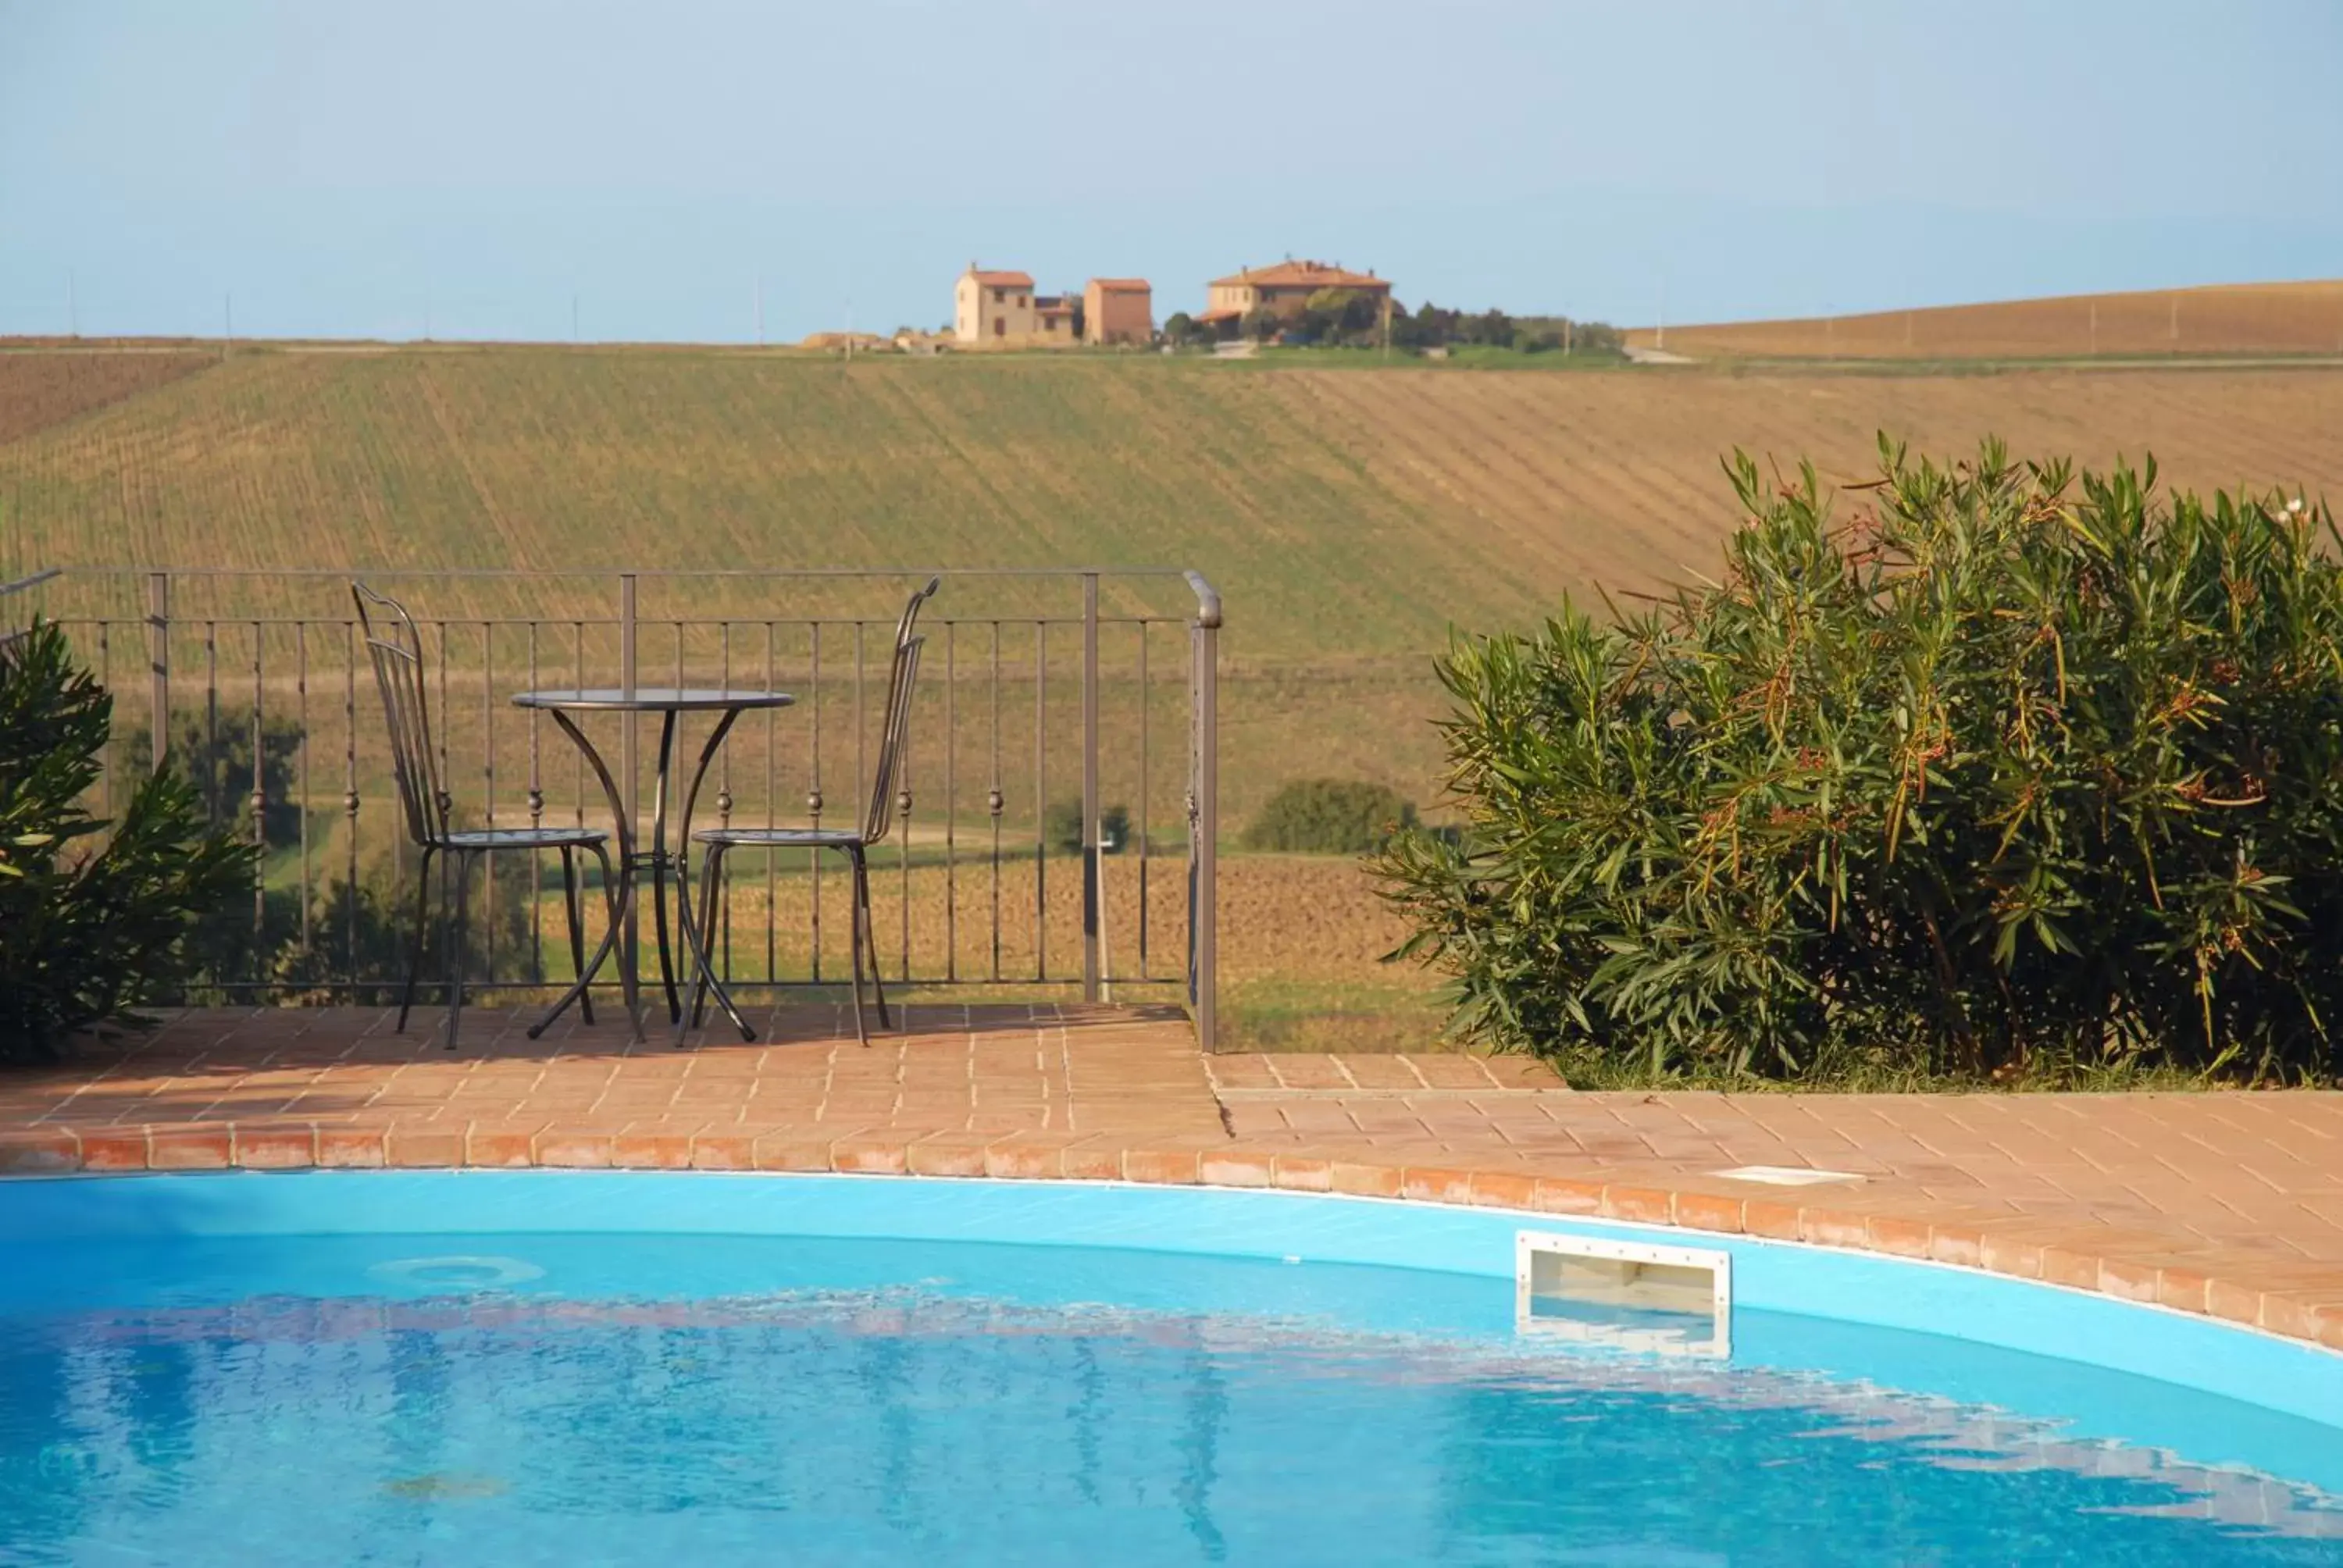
[1378,439,2343,1084]
[0,622,252,1057]
[1245,779,1418,853]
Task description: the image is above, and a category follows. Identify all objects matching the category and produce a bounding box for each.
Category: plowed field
[9,348,2338,637]
[7,345,2340,812]
[1627,279,2343,361]
[0,349,216,447]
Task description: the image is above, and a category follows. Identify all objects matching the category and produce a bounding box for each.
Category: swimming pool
[1,1171,2337,1564]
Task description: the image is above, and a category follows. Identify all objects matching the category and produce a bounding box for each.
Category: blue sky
[3,0,2338,343]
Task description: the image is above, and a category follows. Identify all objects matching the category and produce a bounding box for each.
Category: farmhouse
[954,265,1036,344]
[954,263,1127,347]
[1083,278,1154,345]
[1200,259,1391,331]
[955,264,1155,348]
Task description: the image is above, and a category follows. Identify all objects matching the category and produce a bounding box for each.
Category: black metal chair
[354,583,617,1049]
[690,579,937,1045]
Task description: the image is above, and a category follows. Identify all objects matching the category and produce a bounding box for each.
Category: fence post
[146,571,169,774]
[620,572,639,990]
[1187,575,1220,1053]
[1082,572,1101,1003]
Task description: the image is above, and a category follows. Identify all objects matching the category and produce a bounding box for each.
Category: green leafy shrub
[0,622,252,1057]
[1245,779,1418,853]
[1378,440,2343,1084]
[1043,797,1132,855]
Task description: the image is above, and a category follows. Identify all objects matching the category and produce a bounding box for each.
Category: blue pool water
[0,1174,2339,1566]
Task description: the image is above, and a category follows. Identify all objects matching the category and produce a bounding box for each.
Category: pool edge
[3,1124,2338,1357]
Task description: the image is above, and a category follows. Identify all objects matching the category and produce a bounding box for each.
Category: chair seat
[694,826,867,850]
[439,826,610,850]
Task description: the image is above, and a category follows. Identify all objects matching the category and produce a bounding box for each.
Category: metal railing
[0,567,60,650]
[41,567,1224,1047]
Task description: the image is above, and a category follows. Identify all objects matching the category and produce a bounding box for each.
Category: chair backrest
[861,579,940,846]
[351,582,449,846]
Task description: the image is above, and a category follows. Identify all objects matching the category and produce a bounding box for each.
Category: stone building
[1198,260,1391,333]
[1083,279,1154,345]
[954,265,1036,344]
[954,264,1154,347]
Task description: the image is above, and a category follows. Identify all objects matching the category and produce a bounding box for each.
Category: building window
[993,316,1004,337]
[1019,295,1029,308]
[992,289,1003,305]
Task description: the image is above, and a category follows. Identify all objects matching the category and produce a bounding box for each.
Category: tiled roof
[967,269,1035,287]
[1209,260,1387,290]
[1089,277,1151,291]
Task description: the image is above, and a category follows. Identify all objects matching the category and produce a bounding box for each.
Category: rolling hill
[1624,279,2343,362]
[4,343,2341,812]
[9,339,2339,1046]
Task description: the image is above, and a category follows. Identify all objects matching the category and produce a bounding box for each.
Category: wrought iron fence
[41,568,1223,1046]
[0,566,59,650]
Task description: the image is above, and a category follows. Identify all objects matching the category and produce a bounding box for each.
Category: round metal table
[512,688,794,1042]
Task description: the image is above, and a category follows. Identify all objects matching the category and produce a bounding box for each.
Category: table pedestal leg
[673,709,754,1042]
[649,712,682,1024]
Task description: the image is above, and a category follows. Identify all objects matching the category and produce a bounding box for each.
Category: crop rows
[1627,280,2343,361]
[8,347,2340,829]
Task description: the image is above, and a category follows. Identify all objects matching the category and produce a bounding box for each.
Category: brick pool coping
[5,1118,2338,1353]
[2,1004,2338,1356]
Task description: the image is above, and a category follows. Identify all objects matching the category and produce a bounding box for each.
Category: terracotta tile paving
[1,1009,2339,1353]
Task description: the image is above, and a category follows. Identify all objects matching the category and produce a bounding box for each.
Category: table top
[512,688,796,713]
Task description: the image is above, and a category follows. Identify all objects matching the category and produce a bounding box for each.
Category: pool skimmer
[1516,1231,1732,1358]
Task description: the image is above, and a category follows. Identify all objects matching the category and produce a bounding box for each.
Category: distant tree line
[1161,294,1623,357]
